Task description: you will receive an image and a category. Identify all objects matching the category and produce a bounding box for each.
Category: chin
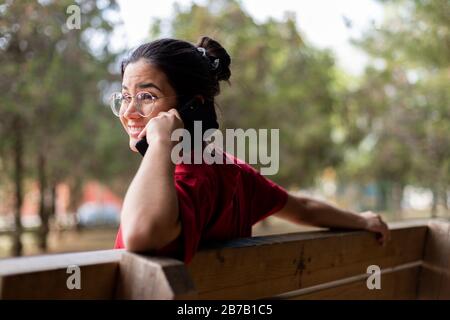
[129,137,139,152]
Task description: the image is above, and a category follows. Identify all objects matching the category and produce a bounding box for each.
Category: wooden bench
[0,219,449,299]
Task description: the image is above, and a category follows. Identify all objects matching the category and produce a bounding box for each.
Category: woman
[112,36,391,264]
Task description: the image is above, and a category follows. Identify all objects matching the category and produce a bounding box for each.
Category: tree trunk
[37,152,50,251]
[431,186,438,218]
[376,180,388,212]
[50,183,57,217]
[68,176,83,213]
[392,183,404,220]
[441,186,448,214]
[68,176,83,231]
[12,116,24,257]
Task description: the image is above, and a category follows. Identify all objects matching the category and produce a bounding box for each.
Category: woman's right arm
[273,193,391,245]
[120,110,182,252]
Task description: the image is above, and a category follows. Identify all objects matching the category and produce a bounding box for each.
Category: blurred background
[0,0,448,258]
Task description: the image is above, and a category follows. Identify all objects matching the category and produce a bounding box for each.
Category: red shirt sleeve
[245,165,289,225]
[114,226,123,248]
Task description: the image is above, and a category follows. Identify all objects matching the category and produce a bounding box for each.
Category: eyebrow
[122,82,162,92]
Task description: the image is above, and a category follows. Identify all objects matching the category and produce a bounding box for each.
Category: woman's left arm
[273,193,391,245]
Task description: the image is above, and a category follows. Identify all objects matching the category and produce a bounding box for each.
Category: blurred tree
[1,0,447,259]
[0,0,131,253]
[341,0,450,217]
[157,0,343,188]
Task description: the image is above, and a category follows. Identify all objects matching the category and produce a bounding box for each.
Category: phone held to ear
[135,99,199,157]
[135,137,150,157]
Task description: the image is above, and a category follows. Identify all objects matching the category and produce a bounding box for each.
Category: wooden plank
[0,249,124,299]
[417,219,450,300]
[115,252,196,300]
[286,267,419,300]
[0,219,436,300]
[187,221,427,299]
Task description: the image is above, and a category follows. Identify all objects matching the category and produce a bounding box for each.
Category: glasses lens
[136,92,155,117]
[110,92,155,117]
[110,92,125,117]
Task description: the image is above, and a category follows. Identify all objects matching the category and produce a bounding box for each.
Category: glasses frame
[110,91,177,118]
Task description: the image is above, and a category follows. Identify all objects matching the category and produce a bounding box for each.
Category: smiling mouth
[128,126,145,136]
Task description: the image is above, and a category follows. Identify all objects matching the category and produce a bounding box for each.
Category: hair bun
[197,36,231,82]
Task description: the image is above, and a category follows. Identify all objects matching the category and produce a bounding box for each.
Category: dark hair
[121,36,231,132]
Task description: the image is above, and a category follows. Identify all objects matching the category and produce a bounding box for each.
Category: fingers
[376,233,384,246]
[137,109,183,141]
[378,231,387,246]
[156,108,180,118]
[137,127,147,139]
[375,229,386,246]
[152,109,182,124]
[167,108,182,120]
[381,219,391,239]
[360,211,392,246]
[377,222,391,246]
[364,211,390,246]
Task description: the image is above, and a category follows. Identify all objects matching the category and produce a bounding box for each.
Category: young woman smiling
[111,37,390,264]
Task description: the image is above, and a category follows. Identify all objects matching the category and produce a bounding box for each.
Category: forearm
[275,193,367,230]
[121,139,180,251]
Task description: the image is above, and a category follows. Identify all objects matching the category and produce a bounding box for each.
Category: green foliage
[164,0,342,187]
[0,0,448,217]
[339,0,449,213]
[0,0,137,198]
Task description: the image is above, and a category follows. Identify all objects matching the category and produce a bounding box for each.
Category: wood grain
[417,219,450,299]
[1,219,446,300]
[115,252,196,299]
[187,222,427,299]
[0,250,124,299]
[287,267,419,300]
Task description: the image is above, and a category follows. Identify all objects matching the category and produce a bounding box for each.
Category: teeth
[128,126,144,134]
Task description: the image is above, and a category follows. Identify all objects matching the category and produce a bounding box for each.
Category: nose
[123,99,141,119]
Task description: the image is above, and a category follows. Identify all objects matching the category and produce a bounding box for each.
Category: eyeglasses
[110,91,174,118]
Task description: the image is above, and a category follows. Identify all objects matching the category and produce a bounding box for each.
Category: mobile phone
[135,98,199,157]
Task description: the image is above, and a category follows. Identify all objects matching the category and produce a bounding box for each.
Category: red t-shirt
[114,151,288,264]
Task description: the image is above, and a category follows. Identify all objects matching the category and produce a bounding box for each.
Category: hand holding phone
[135,99,198,157]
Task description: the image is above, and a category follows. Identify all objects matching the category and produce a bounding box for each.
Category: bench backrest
[0,219,449,299]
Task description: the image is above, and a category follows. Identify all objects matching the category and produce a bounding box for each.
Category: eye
[137,92,155,103]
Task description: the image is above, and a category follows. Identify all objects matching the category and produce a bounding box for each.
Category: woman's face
[120,59,178,152]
